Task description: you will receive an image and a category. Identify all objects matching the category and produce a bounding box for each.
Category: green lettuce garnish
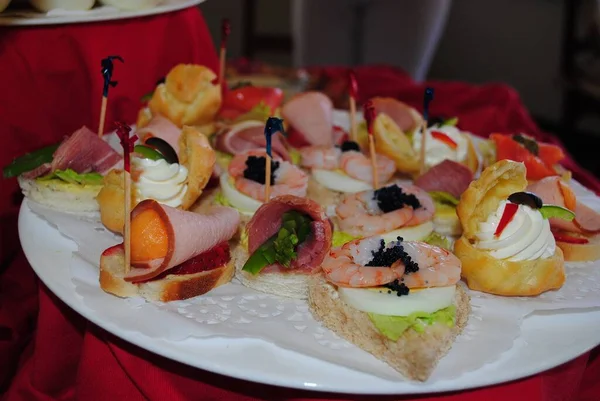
[233,102,273,124]
[429,191,460,207]
[423,232,451,251]
[332,231,358,247]
[37,169,103,185]
[215,150,233,170]
[443,117,458,127]
[3,143,59,178]
[368,305,456,341]
[289,148,302,166]
[214,191,233,208]
[242,210,312,275]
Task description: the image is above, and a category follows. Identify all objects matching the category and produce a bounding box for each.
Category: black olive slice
[512,134,539,156]
[508,191,543,209]
[340,140,360,152]
[144,137,179,164]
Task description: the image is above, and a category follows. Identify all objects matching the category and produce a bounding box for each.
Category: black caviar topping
[373,185,421,213]
[383,280,410,296]
[512,134,539,156]
[365,236,419,274]
[340,140,360,152]
[243,156,279,185]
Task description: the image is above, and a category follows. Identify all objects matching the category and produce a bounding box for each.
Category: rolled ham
[125,200,240,282]
[214,120,290,161]
[370,97,422,133]
[246,195,333,274]
[137,115,182,155]
[414,160,474,199]
[281,92,334,147]
[50,126,122,175]
[528,176,600,234]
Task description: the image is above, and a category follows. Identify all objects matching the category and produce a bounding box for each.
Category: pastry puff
[137,64,222,128]
[97,126,216,234]
[454,160,565,296]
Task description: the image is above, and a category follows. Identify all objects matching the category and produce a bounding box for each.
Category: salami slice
[246,195,333,274]
[281,92,334,147]
[137,115,182,154]
[214,120,290,161]
[414,160,474,198]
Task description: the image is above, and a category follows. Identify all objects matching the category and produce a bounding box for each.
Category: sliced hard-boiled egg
[339,285,456,316]
[219,173,262,215]
[312,169,372,193]
[380,221,434,243]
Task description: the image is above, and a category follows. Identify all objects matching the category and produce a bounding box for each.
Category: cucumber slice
[539,205,575,221]
[134,145,165,161]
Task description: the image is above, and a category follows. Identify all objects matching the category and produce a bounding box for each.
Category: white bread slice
[307,275,470,381]
[18,176,101,213]
[100,246,234,302]
[554,231,600,262]
[231,243,310,299]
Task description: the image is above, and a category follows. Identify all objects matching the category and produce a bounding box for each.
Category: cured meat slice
[124,200,240,282]
[370,97,422,133]
[214,120,290,161]
[281,92,333,147]
[528,176,600,234]
[137,115,182,154]
[21,163,51,180]
[51,126,122,174]
[414,160,474,198]
[246,195,332,273]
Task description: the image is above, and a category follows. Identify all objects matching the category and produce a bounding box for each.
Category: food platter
[0,0,205,26]
[17,110,600,395]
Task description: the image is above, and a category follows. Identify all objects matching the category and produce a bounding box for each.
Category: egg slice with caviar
[312,169,372,193]
[339,285,456,316]
[219,173,262,215]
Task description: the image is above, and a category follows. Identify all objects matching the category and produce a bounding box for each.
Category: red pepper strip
[553,233,589,244]
[431,131,458,149]
[494,203,519,237]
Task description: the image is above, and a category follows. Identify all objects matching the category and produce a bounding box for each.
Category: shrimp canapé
[228,149,308,202]
[335,182,434,237]
[321,236,461,289]
[299,140,397,186]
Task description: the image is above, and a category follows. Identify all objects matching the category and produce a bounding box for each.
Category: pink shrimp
[396,184,435,226]
[400,242,461,288]
[299,146,341,170]
[339,151,396,185]
[336,190,414,237]
[229,149,308,202]
[321,237,406,287]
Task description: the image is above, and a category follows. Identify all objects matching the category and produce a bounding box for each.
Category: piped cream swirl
[412,125,468,169]
[475,200,555,261]
[133,157,188,208]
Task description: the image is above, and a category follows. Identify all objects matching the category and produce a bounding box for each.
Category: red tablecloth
[1,9,600,400]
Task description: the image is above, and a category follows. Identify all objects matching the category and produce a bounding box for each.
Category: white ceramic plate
[0,0,205,26]
[18,203,600,394]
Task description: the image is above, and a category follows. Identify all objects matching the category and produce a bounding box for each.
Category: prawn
[299,146,341,170]
[340,151,396,185]
[400,241,461,288]
[322,237,406,287]
[336,190,414,237]
[395,183,435,226]
[229,149,308,202]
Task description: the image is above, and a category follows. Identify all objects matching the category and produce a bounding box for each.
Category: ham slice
[281,92,333,147]
[50,126,122,175]
[21,163,51,180]
[214,120,290,161]
[137,115,182,155]
[528,176,600,234]
[370,97,422,133]
[124,200,240,282]
[414,160,474,198]
[246,195,333,274]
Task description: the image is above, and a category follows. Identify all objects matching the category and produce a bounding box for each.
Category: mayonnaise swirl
[412,125,468,169]
[475,200,555,261]
[133,157,188,208]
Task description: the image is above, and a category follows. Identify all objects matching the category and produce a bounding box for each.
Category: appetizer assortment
[6,56,600,383]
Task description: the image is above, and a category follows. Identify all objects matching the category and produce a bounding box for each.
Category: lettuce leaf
[214,191,234,208]
[423,232,451,251]
[429,191,460,207]
[289,148,302,166]
[332,231,358,247]
[215,150,233,170]
[368,306,456,341]
[37,169,103,185]
[233,102,273,124]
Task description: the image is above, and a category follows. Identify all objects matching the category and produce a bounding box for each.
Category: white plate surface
[0,0,205,26]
